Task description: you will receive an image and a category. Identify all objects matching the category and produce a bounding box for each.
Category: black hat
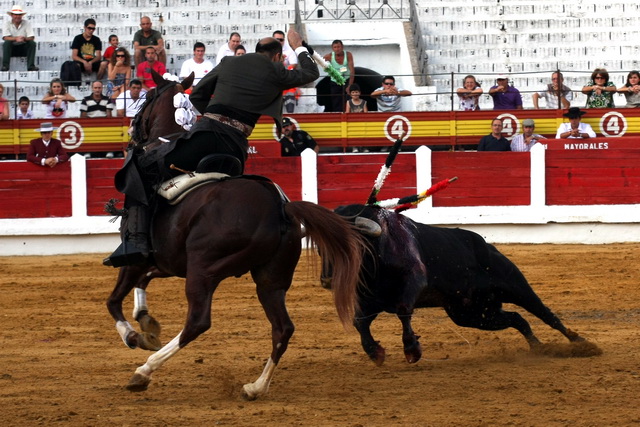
[282,117,293,127]
[563,107,586,118]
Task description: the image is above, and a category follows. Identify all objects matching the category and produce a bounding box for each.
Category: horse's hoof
[241,384,259,401]
[369,345,386,366]
[138,313,162,337]
[405,343,422,364]
[138,332,162,351]
[126,373,151,392]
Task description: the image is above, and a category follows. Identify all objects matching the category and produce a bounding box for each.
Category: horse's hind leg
[241,286,294,401]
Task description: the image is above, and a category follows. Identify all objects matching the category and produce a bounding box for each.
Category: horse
[105,71,366,400]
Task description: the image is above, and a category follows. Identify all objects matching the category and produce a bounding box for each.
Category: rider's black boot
[103,205,150,267]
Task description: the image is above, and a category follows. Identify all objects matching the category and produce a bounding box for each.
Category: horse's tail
[284,201,365,328]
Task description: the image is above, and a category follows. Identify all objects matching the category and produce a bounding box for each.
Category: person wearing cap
[27,123,68,167]
[2,5,38,72]
[278,118,318,156]
[533,72,573,109]
[556,107,597,139]
[511,119,546,152]
[478,118,511,151]
[488,75,522,110]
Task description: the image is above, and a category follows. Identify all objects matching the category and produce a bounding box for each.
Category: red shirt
[136,60,167,88]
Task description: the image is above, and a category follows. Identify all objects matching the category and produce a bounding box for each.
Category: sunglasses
[383,82,394,85]
[86,26,96,30]
[116,54,125,57]
[595,76,606,79]
[275,38,284,42]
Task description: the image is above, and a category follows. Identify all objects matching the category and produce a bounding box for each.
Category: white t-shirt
[179,58,214,86]
[115,90,147,117]
[216,44,234,65]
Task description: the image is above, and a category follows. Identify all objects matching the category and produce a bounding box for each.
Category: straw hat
[8,5,27,15]
[34,122,58,132]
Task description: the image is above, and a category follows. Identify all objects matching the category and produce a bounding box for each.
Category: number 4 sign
[384,115,412,142]
[599,111,627,137]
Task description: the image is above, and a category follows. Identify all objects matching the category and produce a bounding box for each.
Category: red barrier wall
[431,152,532,207]
[0,161,72,218]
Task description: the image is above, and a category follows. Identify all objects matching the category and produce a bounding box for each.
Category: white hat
[35,122,58,132]
[8,5,27,15]
[496,74,508,80]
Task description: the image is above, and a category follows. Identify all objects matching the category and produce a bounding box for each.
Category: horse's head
[131,69,196,146]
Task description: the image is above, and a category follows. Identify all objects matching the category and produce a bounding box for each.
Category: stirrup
[103,241,149,267]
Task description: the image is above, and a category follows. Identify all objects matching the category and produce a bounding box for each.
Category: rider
[103,27,319,268]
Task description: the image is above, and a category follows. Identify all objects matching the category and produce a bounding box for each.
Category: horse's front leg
[132,267,169,350]
[107,266,166,351]
[126,275,216,392]
[242,288,294,401]
[107,265,150,349]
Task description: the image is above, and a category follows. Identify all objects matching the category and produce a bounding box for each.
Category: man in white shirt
[180,42,214,87]
[115,79,147,117]
[533,71,573,109]
[273,30,297,66]
[2,5,38,71]
[216,32,241,65]
[556,107,597,139]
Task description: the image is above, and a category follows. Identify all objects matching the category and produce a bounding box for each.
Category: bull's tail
[285,201,365,327]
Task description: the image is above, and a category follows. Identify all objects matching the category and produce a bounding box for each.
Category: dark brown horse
[106,71,366,400]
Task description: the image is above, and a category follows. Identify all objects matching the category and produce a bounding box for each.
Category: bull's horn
[355,217,382,237]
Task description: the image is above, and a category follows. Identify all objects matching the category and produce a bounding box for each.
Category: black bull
[324,204,600,365]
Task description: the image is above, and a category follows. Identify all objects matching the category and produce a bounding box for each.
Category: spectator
[41,78,76,119]
[346,83,367,113]
[488,74,523,110]
[101,34,119,68]
[234,45,246,56]
[323,40,355,112]
[456,75,483,111]
[478,118,510,151]
[2,5,38,71]
[16,96,34,119]
[273,30,297,66]
[27,122,68,167]
[216,32,241,65]
[0,83,9,120]
[179,42,214,87]
[71,18,105,78]
[582,68,616,108]
[282,62,303,114]
[279,117,318,156]
[371,75,412,112]
[346,83,368,152]
[555,107,596,139]
[106,47,132,99]
[80,81,114,118]
[133,16,165,66]
[617,70,640,108]
[510,119,546,152]
[115,79,146,117]
[533,71,572,109]
[136,46,167,91]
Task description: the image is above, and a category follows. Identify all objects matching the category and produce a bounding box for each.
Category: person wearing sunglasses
[107,47,132,99]
[582,68,617,108]
[371,75,412,112]
[273,30,297,67]
[71,18,103,76]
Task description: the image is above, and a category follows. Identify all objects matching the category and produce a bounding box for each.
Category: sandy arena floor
[1,244,639,426]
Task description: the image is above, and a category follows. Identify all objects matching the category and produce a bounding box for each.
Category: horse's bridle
[131,81,185,148]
